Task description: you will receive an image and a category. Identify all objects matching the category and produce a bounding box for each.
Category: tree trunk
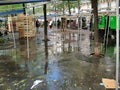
[67,0,71,15]
[63,1,65,15]
[33,7,35,14]
[91,0,100,56]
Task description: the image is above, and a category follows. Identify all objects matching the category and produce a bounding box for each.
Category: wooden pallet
[16,15,35,38]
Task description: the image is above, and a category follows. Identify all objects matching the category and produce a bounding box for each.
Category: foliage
[0,4,23,12]
[49,0,80,14]
[0,1,81,15]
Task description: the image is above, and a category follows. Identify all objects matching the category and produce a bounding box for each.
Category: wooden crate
[8,17,17,32]
[16,15,35,38]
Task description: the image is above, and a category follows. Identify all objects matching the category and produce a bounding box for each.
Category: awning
[39,14,59,19]
[0,9,24,16]
[0,0,51,5]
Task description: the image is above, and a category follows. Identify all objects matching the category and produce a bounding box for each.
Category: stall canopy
[39,14,58,19]
[0,9,24,16]
[0,0,51,5]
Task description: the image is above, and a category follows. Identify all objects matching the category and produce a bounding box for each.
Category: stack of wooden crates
[8,17,17,32]
[16,14,35,38]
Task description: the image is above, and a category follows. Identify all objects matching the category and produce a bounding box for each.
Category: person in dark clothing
[0,31,3,37]
[4,30,8,36]
[36,19,40,32]
[90,16,93,31]
[57,19,61,29]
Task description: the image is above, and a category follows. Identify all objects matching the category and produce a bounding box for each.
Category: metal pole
[11,16,16,49]
[33,7,35,14]
[55,1,57,30]
[116,0,119,90]
[77,0,80,39]
[43,4,48,41]
[54,0,57,39]
[23,3,26,15]
[26,9,30,59]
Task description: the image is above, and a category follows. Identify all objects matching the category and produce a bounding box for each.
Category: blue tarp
[0,9,24,16]
[39,14,58,19]
[0,0,51,5]
[47,14,58,17]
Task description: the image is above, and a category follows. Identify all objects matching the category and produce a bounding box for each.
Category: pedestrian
[4,30,8,36]
[87,20,90,30]
[0,31,3,37]
[36,19,40,33]
[49,20,53,29]
[57,19,60,29]
[90,16,93,31]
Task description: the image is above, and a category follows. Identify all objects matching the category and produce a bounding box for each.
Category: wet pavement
[0,28,119,90]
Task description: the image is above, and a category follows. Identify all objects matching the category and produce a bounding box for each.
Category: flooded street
[0,28,119,90]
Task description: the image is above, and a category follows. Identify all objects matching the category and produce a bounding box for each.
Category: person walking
[36,19,40,33]
[87,20,90,30]
[0,31,3,37]
[49,20,53,29]
[57,19,60,29]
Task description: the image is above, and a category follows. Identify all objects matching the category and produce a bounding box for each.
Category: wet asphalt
[0,28,119,90]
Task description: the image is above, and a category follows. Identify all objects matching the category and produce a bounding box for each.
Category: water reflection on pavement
[0,28,118,90]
